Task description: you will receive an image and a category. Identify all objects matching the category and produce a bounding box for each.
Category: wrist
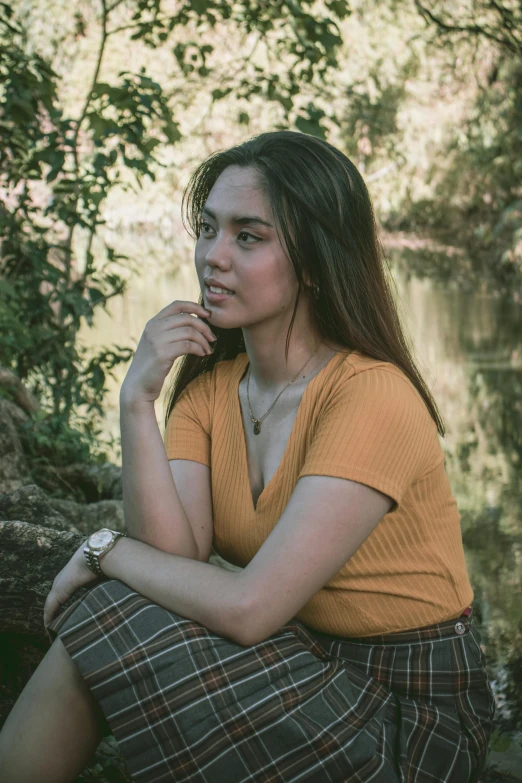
[120,388,156,412]
[99,534,128,576]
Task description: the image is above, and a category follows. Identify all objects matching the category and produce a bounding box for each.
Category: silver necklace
[246,341,323,435]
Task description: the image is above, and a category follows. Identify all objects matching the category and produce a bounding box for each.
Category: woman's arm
[99,475,391,647]
[119,394,200,559]
[101,536,245,643]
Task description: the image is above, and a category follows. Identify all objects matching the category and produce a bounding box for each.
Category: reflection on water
[79,239,522,731]
[394,270,522,733]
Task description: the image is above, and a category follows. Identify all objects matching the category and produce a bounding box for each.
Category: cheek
[251,248,290,282]
[194,251,206,278]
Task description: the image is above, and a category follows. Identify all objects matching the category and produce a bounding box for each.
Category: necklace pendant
[253,420,261,435]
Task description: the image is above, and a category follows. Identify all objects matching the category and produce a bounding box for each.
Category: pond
[79,237,522,746]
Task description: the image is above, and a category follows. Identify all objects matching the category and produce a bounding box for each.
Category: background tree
[0,0,350,496]
[403,0,522,293]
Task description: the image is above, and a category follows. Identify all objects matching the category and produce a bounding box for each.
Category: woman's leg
[0,636,106,783]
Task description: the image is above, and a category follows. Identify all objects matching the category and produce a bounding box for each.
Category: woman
[0,130,494,782]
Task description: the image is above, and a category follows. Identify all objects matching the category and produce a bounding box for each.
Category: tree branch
[0,367,40,415]
[59,0,109,326]
[488,0,521,49]
[106,22,140,37]
[106,0,127,12]
[414,0,522,56]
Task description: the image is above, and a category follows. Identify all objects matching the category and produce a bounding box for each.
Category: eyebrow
[201,206,274,229]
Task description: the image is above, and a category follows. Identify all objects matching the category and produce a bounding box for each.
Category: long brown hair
[164,130,445,437]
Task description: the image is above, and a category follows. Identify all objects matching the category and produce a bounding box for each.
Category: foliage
[75,735,132,783]
[488,726,512,755]
[403,0,522,297]
[413,0,522,57]
[0,0,350,481]
[325,0,522,299]
[2,0,522,489]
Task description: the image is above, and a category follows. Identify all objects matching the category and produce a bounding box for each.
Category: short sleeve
[163,371,212,466]
[298,367,435,511]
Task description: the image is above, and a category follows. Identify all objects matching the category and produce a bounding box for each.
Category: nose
[202,230,233,267]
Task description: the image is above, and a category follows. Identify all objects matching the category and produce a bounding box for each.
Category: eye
[238,230,261,243]
[199,222,261,243]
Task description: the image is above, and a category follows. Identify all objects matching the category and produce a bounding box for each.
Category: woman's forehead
[205,166,269,213]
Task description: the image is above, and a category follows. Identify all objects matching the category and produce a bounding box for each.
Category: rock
[52,462,123,502]
[0,390,127,737]
[0,367,40,416]
[0,484,80,534]
[0,401,32,494]
[0,479,126,731]
[0,520,87,636]
[0,398,30,426]
[47,496,125,535]
[0,518,91,729]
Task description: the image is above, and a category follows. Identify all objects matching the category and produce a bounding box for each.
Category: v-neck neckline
[234,350,346,513]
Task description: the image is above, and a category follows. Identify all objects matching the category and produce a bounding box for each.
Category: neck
[242,334,331,393]
[226,285,319,391]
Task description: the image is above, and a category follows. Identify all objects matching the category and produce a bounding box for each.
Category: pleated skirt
[46,579,495,783]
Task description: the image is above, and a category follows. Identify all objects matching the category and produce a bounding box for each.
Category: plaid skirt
[46,579,495,783]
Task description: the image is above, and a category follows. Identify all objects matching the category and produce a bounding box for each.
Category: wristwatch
[84,528,127,577]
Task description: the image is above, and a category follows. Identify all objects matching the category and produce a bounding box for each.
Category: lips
[206,284,235,295]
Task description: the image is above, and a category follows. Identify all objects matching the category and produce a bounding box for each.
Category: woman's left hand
[43,541,101,629]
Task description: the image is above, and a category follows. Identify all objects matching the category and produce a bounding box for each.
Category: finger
[43,594,62,628]
[168,337,214,357]
[162,315,217,342]
[43,599,53,628]
[167,329,216,354]
[158,300,210,320]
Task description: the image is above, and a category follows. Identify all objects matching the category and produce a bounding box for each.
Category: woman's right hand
[120,300,217,405]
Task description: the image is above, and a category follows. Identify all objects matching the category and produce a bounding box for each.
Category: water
[393,271,522,734]
[78,237,522,733]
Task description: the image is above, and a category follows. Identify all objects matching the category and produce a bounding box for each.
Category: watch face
[90,529,113,549]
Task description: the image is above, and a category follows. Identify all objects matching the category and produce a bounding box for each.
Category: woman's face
[195,165,300,329]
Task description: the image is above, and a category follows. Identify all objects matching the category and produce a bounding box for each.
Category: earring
[312,283,321,300]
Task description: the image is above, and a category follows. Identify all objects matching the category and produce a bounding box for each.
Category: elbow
[233,617,259,647]
[226,582,256,646]
[229,601,257,647]
[230,590,274,648]
[236,626,267,648]
[237,618,282,647]
[234,622,265,648]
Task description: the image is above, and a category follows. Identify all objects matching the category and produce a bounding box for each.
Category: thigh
[47,580,401,783]
[0,637,106,781]
[321,620,495,783]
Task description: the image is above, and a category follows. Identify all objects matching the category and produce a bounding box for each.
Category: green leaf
[10,95,35,119]
[489,728,512,754]
[295,111,327,140]
[190,0,210,14]
[325,0,351,19]
[211,87,232,101]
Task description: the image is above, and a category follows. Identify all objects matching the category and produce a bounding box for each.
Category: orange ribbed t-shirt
[164,350,473,637]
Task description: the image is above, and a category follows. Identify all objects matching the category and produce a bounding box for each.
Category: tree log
[0,367,40,416]
[0,520,86,636]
